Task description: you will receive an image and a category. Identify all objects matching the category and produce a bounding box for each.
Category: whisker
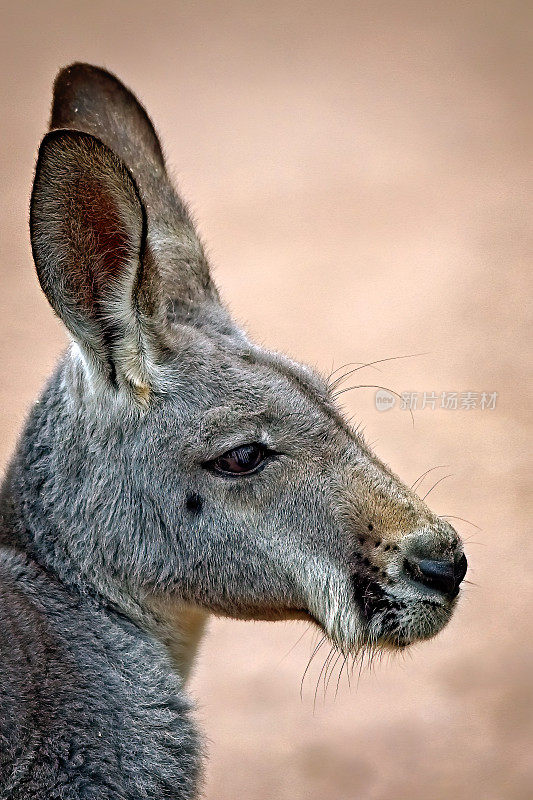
[300,635,327,700]
[323,646,339,696]
[314,646,335,712]
[332,384,415,428]
[421,474,452,501]
[325,650,344,699]
[335,653,349,699]
[327,360,382,388]
[320,648,334,699]
[356,644,370,686]
[275,623,311,669]
[329,352,428,392]
[439,515,482,531]
[411,465,448,492]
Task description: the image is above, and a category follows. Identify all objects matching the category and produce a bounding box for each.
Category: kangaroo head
[28,64,466,659]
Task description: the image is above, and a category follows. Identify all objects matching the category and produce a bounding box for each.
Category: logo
[375,389,396,412]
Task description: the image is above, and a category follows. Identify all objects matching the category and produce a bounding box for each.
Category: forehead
[158,323,355,441]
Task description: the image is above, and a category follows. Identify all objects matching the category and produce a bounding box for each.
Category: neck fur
[144,595,209,682]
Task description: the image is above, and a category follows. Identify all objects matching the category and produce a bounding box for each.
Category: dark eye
[206,443,269,476]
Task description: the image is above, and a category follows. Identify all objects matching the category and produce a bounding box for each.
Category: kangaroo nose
[404,552,467,597]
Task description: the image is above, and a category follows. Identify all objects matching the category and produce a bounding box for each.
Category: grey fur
[0,64,466,799]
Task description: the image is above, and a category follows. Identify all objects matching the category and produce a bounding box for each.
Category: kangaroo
[0,63,467,799]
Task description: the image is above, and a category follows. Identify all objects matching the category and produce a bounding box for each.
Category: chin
[365,596,456,651]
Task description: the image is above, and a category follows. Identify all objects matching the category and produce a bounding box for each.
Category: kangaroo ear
[51,63,166,180]
[46,64,218,324]
[30,128,150,396]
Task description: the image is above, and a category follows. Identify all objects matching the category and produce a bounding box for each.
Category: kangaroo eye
[206,443,269,476]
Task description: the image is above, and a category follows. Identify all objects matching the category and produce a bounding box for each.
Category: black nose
[404,552,467,597]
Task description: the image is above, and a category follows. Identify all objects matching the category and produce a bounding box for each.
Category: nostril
[454,552,468,587]
[417,559,456,594]
[404,554,467,597]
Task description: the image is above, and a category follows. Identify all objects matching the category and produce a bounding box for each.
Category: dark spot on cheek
[186,493,203,514]
[368,523,373,531]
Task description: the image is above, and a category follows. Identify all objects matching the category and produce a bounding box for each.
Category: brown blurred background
[1,2,531,798]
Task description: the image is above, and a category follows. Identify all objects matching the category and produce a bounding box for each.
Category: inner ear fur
[30,128,150,393]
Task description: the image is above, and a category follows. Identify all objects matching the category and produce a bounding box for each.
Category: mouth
[350,572,456,649]
[296,569,456,659]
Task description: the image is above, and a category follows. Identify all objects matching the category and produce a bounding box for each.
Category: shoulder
[0,549,201,798]
[0,549,67,793]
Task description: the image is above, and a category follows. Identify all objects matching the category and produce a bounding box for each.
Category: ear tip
[51,63,126,130]
[50,63,166,174]
[54,62,120,92]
